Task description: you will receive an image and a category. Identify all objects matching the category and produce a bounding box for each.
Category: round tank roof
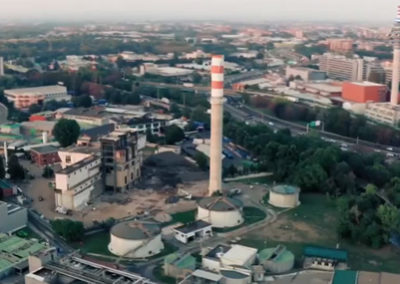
[111,220,161,240]
[198,196,243,212]
[259,247,295,263]
[271,185,300,195]
[220,270,249,279]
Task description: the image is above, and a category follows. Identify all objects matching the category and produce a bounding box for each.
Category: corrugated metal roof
[304,246,348,262]
[332,270,357,284]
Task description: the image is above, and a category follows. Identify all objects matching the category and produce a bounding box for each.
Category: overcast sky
[0,0,399,23]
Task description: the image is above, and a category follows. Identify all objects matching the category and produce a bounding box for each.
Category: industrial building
[197,196,244,228]
[100,129,143,192]
[0,56,4,76]
[342,82,387,103]
[108,220,164,258]
[0,201,27,233]
[58,107,109,127]
[285,66,326,81]
[4,85,70,110]
[269,185,300,208]
[319,53,364,81]
[55,146,103,211]
[140,63,193,77]
[0,123,20,135]
[0,233,49,279]
[173,220,212,244]
[290,81,342,97]
[303,245,348,270]
[164,253,196,279]
[25,254,156,284]
[30,145,60,167]
[365,103,400,125]
[258,245,295,273]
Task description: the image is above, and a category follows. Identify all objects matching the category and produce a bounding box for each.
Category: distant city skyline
[0,0,399,24]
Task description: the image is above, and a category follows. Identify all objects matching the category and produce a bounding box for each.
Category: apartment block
[100,129,143,192]
[319,53,364,81]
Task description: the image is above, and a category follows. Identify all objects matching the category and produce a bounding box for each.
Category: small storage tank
[258,245,295,274]
[220,269,251,284]
[197,196,244,228]
[269,185,300,208]
[108,220,164,258]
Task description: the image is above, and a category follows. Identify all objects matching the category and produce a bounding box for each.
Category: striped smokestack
[209,55,224,196]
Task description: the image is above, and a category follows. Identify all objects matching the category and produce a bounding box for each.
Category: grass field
[14,227,42,240]
[214,206,266,233]
[242,193,400,273]
[170,209,197,224]
[72,230,114,256]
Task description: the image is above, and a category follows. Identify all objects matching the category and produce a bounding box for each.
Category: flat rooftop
[349,81,385,87]
[205,244,231,260]
[174,220,211,234]
[31,145,59,154]
[64,107,105,118]
[57,155,98,175]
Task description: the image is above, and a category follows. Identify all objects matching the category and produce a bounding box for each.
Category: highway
[141,81,400,156]
[0,103,8,124]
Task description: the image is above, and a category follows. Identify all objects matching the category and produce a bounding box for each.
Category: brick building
[30,145,60,166]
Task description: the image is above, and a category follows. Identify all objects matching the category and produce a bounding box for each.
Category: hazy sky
[0,0,399,23]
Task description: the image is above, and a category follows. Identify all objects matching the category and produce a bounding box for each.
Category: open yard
[241,194,400,273]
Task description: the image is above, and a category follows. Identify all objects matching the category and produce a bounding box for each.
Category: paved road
[0,103,8,123]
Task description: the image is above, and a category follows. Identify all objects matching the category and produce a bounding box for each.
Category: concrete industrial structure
[0,201,27,234]
[108,220,164,258]
[258,245,295,273]
[30,145,60,167]
[342,82,387,103]
[173,220,212,244]
[197,196,244,228]
[269,185,300,208]
[209,55,225,195]
[100,129,143,192]
[285,66,326,81]
[55,146,103,211]
[319,53,364,81]
[164,253,196,279]
[4,85,70,110]
[58,107,108,127]
[25,254,155,284]
[0,234,49,279]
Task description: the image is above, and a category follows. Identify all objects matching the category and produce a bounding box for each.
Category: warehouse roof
[4,85,67,96]
[111,220,161,240]
[303,245,348,262]
[221,244,257,267]
[198,196,243,212]
[271,185,300,195]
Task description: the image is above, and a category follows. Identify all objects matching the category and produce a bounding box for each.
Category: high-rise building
[319,53,364,81]
[100,129,143,192]
[389,5,400,105]
[208,55,225,196]
[327,38,354,53]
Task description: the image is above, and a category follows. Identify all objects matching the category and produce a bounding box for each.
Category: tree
[51,219,84,242]
[72,95,92,108]
[165,125,185,144]
[195,152,208,171]
[170,103,182,118]
[28,104,42,114]
[0,157,5,179]
[377,204,400,241]
[53,119,81,147]
[8,155,25,180]
[42,166,54,178]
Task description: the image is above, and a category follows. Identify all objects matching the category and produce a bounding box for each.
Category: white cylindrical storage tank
[197,196,244,228]
[108,220,164,259]
[269,185,300,208]
[220,270,251,284]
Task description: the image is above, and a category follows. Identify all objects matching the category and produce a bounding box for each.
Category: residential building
[30,145,60,166]
[0,201,27,233]
[319,53,364,81]
[327,38,354,53]
[58,107,108,127]
[365,103,400,125]
[77,124,115,147]
[342,82,387,103]
[100,129,143,192]
[285,66,326,81]
[55,146,102,210]
[4,85,70,110]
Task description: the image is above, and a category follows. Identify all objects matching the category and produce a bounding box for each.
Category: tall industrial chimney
[0,57,4,77]
[390,5,400,105]
[209,55,224,196]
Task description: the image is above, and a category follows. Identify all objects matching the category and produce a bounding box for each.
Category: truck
[183,83,194,88]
